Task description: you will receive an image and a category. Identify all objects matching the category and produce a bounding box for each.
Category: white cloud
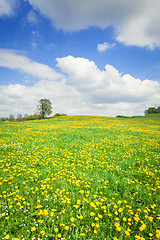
[97,42,115,52]
[29,0,160,48]
[0,0,15,17]
[27,10,38,24]
[56,56,160,104]
[1,55,159,117]
[0,49,63,80]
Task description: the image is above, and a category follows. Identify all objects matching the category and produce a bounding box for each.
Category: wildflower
[115,223,120,228]
[118,208,123,213]
[80,233,86,237]
[73,204,79,209]
[40,231,45,235]
[90,212,95,216]
[60,223,65,227]
[32,227,36,232]
[55,227,59,233]
[116,226,121,231]
[139,224,146,231]
[65,226,69,230]
[57,234,61,238]
[4,235,10,239]
[79,215,83,219]
[70,217,75,222]
[125,230,130,236]
[96,223,100,228]
[156,229,160,238]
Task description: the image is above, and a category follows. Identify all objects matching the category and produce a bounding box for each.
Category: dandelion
[156,229,160,238]
[32,227,36,232]
[4,235,10,239]
[80,233,86,237]
[125,230,130,236]
[90,212,95,216]
[118,208,123,213]
[70,217,75,222]
[139,224,146,231]
[65,226,69,230]
[40,231,45,235]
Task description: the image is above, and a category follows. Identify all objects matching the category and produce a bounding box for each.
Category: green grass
[0,116,160,240]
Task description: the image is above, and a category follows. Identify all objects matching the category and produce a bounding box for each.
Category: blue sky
[0,0,160,117]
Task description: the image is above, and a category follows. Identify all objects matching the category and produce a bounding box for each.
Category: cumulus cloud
[56,56,160,104]
[97,42,115,52]
[0,49,63,80]
[0,55,160,117]
[29,0,160,48]
[0,0,15,17]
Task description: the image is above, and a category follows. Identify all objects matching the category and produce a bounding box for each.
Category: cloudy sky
[0,0,160,117]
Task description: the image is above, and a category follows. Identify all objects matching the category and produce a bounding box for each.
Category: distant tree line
[0,99,67,122]
[144,106,160,115]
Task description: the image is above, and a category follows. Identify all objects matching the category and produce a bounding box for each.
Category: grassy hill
[0,116,159,239]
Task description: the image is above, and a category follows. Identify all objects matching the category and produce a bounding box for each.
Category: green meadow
[0,115,160,240]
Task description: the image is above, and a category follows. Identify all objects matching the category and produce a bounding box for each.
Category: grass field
[0,115,160,240]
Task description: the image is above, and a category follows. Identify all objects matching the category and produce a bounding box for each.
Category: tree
[144,106,160,115]
[37,99,52,119]
[24,114,29,120]
[17,114,23,121]
[9,114,15,121]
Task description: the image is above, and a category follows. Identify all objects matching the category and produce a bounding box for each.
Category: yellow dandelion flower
[96,223,100,228]
[4,235,10,239]
[40,231,45,235]
[91,222,95,227]
[156,229,160,238]
[65,226,69,230]
[32,227,36,232]
[90,212,95,216]
[125,230,130,236]
[80,233,86,237]
[116,227,121,232]
[118,208,123,213]
[70,217,75,222]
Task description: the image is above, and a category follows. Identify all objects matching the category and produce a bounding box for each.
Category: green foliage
[37,99,52,119]
[145,106,160,115]
[26,114,41,120]
[54,113,67,117]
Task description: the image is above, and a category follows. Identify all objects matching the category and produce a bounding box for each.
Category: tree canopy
[37,99,52,119]
[144,106,160,115]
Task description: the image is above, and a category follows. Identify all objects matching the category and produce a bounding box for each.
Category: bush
[27,114,41,120]
[54,113,67,117]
